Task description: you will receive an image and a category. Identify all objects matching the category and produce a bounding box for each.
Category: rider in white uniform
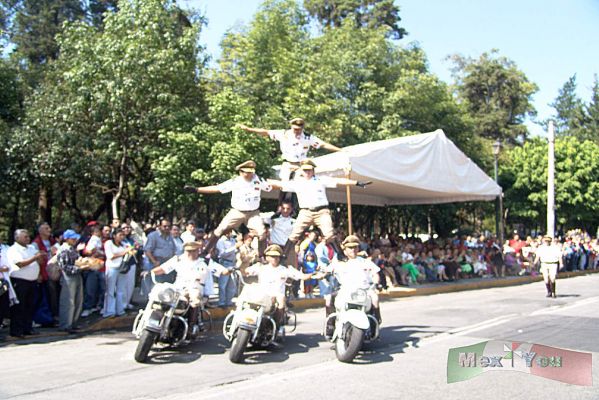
[244,244,313,327]
[322,235,382,325]
[150,241,229,331]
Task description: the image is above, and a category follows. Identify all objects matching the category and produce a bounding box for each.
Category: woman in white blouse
[103,228,133,317]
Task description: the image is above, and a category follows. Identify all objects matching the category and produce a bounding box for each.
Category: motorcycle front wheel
[335,323,365,363]
[229,328,252,363]
[134,330,158,363]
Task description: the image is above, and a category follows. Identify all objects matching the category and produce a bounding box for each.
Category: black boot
[325,305,335,337]
[188,307,199,338]
[258,239,267,258]
[273,308,285,327]
[545,282,552,297]
[372,306,382,324]
[551,281,556,298]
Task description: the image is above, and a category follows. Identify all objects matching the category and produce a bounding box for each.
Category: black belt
[303,205,328,212]
[542,261,558,264]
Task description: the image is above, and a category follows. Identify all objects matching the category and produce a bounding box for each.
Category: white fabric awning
[271,129,501,207]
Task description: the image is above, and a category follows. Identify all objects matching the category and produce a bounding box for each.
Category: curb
[84,268,599,332]
[3,269,598,342]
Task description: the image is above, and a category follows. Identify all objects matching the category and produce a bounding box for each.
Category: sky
[181,0,599,137]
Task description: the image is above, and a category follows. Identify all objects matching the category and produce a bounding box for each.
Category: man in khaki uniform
[534,236,562,298]
[184,160,272,257]
[237,118,341,206]
[237,118,340,181]
[268,159,370,267]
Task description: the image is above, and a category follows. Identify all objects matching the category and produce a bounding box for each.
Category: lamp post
[492,140,504,245]
[547,121,555,237]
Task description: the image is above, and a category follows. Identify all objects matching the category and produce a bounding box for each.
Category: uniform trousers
[289,208,334,242]
[214,209,266,239]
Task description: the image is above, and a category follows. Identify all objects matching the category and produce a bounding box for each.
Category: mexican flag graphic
[447,340,592,386]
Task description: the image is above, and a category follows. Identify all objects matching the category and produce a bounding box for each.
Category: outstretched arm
[319,140,341,152]
[237,124,269,138]
[183,185,221,194]
[333,178,372,188]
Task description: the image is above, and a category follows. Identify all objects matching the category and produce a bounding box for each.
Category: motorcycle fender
[237,308,259,327]
[145,310,164,333]
[338,309,370,330]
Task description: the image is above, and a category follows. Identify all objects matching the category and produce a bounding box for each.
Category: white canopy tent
[271,129,501,207]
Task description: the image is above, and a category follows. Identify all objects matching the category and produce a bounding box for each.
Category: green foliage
[1,0,595,237]
[550,75,586,137]
[20,0,206,218]
[216,0,308,125]
[549,74,599,144]
[449,50,538,145]
[304,0,406,39]
[0,58,23,125]
[503,137,599,232]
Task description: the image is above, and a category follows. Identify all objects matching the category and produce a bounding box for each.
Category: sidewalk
[2,268,598,343]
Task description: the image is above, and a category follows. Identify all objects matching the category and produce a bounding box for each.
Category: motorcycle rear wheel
[229,328,251,363]
[134,330,158,363]
[335,324,365,363]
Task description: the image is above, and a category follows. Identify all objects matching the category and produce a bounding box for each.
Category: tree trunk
[9,194,21,243]
[427,208,433,237]
[38,184,53,224]
[112,146,128,220]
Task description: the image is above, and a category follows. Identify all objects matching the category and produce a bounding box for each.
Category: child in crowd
[302,251,318,299]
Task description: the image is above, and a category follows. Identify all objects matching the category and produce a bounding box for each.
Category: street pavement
[1,273,598,400]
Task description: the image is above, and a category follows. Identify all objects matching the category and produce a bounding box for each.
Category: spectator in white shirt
[7,229,44,338]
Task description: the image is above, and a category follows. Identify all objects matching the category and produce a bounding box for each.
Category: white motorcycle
[132,275,211,363]
[325,284,380,363]
[223,273,296,363]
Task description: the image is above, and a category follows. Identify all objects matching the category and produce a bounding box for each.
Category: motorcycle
[223,272,296,363]
[324,283,380,363]
[132,274,211,363]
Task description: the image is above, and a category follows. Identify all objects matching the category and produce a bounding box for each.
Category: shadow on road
[353,324,444,364]
[238,332,323,365]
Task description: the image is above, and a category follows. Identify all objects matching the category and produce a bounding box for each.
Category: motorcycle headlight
[157,287,176,303]
[350,289,367,303]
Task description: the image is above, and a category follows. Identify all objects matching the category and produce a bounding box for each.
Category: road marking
[411,314,520,347]
[160,359,341,399]
[529,296,599,316]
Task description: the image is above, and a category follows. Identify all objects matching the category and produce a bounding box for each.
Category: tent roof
[286,129,501,207]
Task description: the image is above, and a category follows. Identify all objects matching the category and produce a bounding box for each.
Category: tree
[304,0,406,39]
[21,0,206,222]
[215,0,309,125]
[582,75,599,144]
[449,50,538,144]
[549,75,586,137]
[502,137,599,233]
[87,0,118,28]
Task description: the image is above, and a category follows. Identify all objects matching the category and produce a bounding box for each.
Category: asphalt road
[1,274,598,400]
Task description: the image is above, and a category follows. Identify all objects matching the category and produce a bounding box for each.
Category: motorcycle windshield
[238,284,274,309]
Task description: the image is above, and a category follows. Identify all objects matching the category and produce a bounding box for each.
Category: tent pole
[345,167,353,235]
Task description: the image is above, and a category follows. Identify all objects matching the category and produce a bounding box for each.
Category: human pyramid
[183,117,371,266]
[182,117,376,328]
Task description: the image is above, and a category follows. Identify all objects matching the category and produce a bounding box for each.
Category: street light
[492,139,504,245]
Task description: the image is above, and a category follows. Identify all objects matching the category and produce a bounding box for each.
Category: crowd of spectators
[1,213,597,340]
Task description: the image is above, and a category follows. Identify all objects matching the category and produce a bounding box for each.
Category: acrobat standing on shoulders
[237,118,341,204]
[267,159,371,267]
